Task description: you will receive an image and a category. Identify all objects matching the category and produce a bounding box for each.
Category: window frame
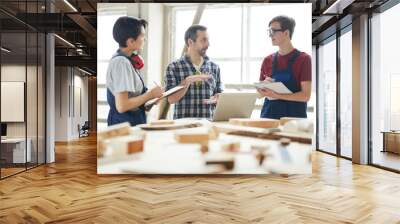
[96,8,127,129]
[170,3,277,87]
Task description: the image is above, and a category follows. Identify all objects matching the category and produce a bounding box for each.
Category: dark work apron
[107,51,148,126]
[260,50,307,119]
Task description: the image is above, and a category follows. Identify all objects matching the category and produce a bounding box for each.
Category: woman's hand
[149,86,164,99]
[257,88,279,99]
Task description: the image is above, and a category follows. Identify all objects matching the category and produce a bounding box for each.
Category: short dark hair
[269,15,296,39]
[113,16,147,47]
[184,25,207,46]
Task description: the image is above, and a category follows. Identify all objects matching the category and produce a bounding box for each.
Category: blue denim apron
[261,50,307,119]
[107,51,148,126]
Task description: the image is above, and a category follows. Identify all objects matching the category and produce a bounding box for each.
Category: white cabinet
[1,138,32,163]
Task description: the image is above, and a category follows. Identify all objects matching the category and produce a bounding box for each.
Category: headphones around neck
[131,53,144,70]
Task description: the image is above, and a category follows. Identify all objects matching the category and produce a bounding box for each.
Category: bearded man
[165,25,223,119]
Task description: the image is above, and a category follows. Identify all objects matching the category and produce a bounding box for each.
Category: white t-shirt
[106,55,144,97]
[193,57,204,72]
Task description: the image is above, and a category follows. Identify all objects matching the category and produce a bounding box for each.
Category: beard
[198,47,208,56]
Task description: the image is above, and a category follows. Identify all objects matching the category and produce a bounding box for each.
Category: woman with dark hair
[106,16,163,126]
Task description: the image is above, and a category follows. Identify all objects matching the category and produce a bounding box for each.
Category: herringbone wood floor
[1,135,400,224]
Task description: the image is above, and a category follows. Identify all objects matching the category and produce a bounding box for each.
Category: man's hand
[183,74,211,87]
[257,88,279,99]
[168,74,211,104]
[202,94,219,104]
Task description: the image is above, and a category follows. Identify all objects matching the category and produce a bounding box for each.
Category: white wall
[1,65,32,137]
[54,67,89,141]
[1,64,46,164]
[140,4,165,121]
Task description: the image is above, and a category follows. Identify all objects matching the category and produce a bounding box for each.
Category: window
[340,29,352,158]
[171,3,312,86]
[371,3,400,171]
[97,6,127,130]
[317,37,337,155]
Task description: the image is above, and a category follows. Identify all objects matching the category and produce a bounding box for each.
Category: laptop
[212,92,258,122]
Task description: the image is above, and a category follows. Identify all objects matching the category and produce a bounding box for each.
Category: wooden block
[273,132,312,144]
[97,122,131,140]
[205,152,235,170]
[127,139,144,154]
[175,132,210,153]
[200,145,209,154]
[280,137,291,146]
[107,135,145,156]
[279,117,304,126]
[251,145,269,165]
[150,120,174,125]
[97,140,107,157]
[229,118,280,128]
[385,132,400,154]
[255,151,266,166]
[221,141,241,152]
[208,126,219,140]
[139,122,202,131]
[175,133,209,144]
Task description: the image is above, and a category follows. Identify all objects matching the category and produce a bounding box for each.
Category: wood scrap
[97,140,107,157]
[221,141,241,152]
[150,120,174,125]
[251,145,269,166]
[229,118,280,128]
[214,123,311,144]
[106,135,145,156]
[208,125,219,140]
[175,133,209,143]
[279,117,305,126]
[138,122,202,131]
[279,138,291,146]
[205,152,235,170]
[97,122,131,140]
[175,131,210,153]
[273,132,312,144]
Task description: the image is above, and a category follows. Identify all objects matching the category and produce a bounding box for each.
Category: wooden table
[382,131,400,154]
[98,120,312,175]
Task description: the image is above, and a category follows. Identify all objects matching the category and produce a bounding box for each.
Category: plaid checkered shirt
[164,55,223,119]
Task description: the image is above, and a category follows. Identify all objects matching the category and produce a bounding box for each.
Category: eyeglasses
[268,28,285,37]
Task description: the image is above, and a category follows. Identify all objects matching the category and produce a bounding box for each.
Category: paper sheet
[254,82,292,100]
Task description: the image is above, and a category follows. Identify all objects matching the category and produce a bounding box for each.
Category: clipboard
[145,85,185,108]
[254,82,292,100]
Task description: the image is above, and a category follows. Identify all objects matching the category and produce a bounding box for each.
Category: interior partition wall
[0,0,47,179]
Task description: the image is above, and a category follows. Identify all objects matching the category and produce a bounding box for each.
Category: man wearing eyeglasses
[257,15,311,119]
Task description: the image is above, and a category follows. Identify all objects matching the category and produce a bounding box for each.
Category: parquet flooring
[1,135,400,223]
